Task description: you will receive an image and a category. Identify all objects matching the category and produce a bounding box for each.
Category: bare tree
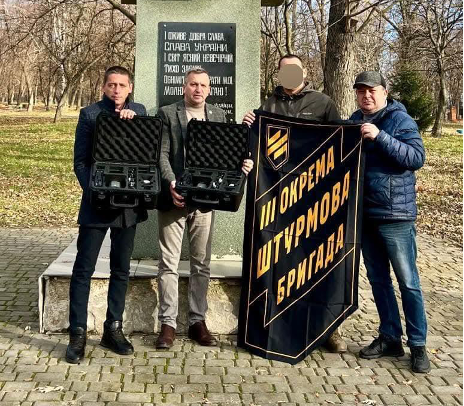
[415,0,463,135]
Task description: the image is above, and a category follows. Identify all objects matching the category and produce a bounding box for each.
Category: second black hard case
[176,119,249,212]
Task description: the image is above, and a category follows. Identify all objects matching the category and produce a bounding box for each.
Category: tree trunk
[284,0,294,54]
[324,0,357,118]
[54,87,70,123]
[27,90,34,112]
[16,77,24,106]
[7,83,14,105]
[431,63,446,137]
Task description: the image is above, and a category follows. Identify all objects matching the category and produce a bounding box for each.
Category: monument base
[39,235,242,335]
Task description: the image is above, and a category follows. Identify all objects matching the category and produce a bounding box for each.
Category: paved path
[0,228,462,406]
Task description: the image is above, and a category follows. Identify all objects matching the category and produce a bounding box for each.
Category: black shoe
[411,346,431,373]
[359,335,405,359]
[66,327,86,364]
[100,321,134,355]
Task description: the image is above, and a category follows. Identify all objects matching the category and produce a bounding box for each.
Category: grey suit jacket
[157,100,226,210]
[74,95,148,227]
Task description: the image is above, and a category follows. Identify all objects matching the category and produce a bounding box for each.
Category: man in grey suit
[156,68,253,348]
[66,66,147,364]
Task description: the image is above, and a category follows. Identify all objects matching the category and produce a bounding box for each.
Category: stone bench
[39,234,242,335]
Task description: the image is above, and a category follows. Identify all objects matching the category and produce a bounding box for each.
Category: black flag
[238,110,365,364]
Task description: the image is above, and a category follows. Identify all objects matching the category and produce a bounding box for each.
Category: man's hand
[242,159,254,175]
[116,109,137,120]
[361,123,380,140]
[170,180,185,208]
[242,111,256,127]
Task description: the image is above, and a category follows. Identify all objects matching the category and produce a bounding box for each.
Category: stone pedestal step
[39,235,242,335]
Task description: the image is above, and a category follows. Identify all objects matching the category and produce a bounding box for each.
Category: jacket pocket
[364,173,391,207]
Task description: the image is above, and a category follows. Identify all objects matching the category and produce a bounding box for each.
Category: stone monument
[130,0,283,261]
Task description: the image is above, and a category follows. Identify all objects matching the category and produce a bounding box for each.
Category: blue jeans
[362,220,427,347]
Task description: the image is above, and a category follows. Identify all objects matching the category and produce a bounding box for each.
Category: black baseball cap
[353,71,387,89]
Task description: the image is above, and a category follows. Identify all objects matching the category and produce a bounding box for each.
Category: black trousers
[68,225,136,331]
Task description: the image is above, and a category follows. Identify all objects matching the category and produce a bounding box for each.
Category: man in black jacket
[66,66,148,364]
[242,54,347,353]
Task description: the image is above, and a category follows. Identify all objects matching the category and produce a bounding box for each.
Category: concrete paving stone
[98,391,119,402]
[184,359,204,366]
[26,390,63,401]
[118,392,153,403]
[123,382,146,392]
[2,391,29,402]
[221,375,242,384]
[164,393,182,402]
[223,384,240,393]
[205,366,225,375]
[224,366,255,375]
[157,374,187,384]
[89,381,122,392]
[207,383,225,393]
[107,403,143,406]
[189,374,221,384]
[356,384,394,395]
[184,366,203,375]
[403,394,432,404]
[389,382,417,395]
[306,376,325,384]
[134,373,157,383]
[71,381,90,391]
[437,394,462,405]
[205,393,241,403]
[2,381,37,391]
[182,391,206,403]
[100,372,123,382]
[274,382,292,392]
[290,383,324,394]
[166,366,182,374]
[206,359,234,367]
[145,384,162,393]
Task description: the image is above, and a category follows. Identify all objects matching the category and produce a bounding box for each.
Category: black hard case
[176,119,249,212]
[90,113,162,210]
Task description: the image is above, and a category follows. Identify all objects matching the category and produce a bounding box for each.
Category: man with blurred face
[155,68,253,349]
[243,54,340,124]
[66,66,147,364]
[242,54,347,353]
[350,71,429,374]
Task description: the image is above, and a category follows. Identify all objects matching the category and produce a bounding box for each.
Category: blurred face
[102,73,133,109]
[183,72,210,106]
[356,85,388,114]
[278,57,307,91]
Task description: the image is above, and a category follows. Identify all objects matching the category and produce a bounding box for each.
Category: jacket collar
[274,83,315,101]
[101,94,130,112]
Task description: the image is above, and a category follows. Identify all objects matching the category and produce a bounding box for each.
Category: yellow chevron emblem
[266,125,290,169]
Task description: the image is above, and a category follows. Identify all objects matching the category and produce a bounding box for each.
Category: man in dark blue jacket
[350,71,430,373]
[66,66,148,364]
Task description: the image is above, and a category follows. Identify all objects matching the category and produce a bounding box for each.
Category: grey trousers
[157,207,214,329]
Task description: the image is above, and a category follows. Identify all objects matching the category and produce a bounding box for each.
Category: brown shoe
[323,330,347,353]
[155,324,176,349]
[188,321,217,346]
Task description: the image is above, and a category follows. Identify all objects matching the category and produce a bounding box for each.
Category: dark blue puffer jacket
[350,99,425,220]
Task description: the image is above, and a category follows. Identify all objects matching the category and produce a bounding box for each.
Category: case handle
[192,196,220,205]
[110,195,139,208]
